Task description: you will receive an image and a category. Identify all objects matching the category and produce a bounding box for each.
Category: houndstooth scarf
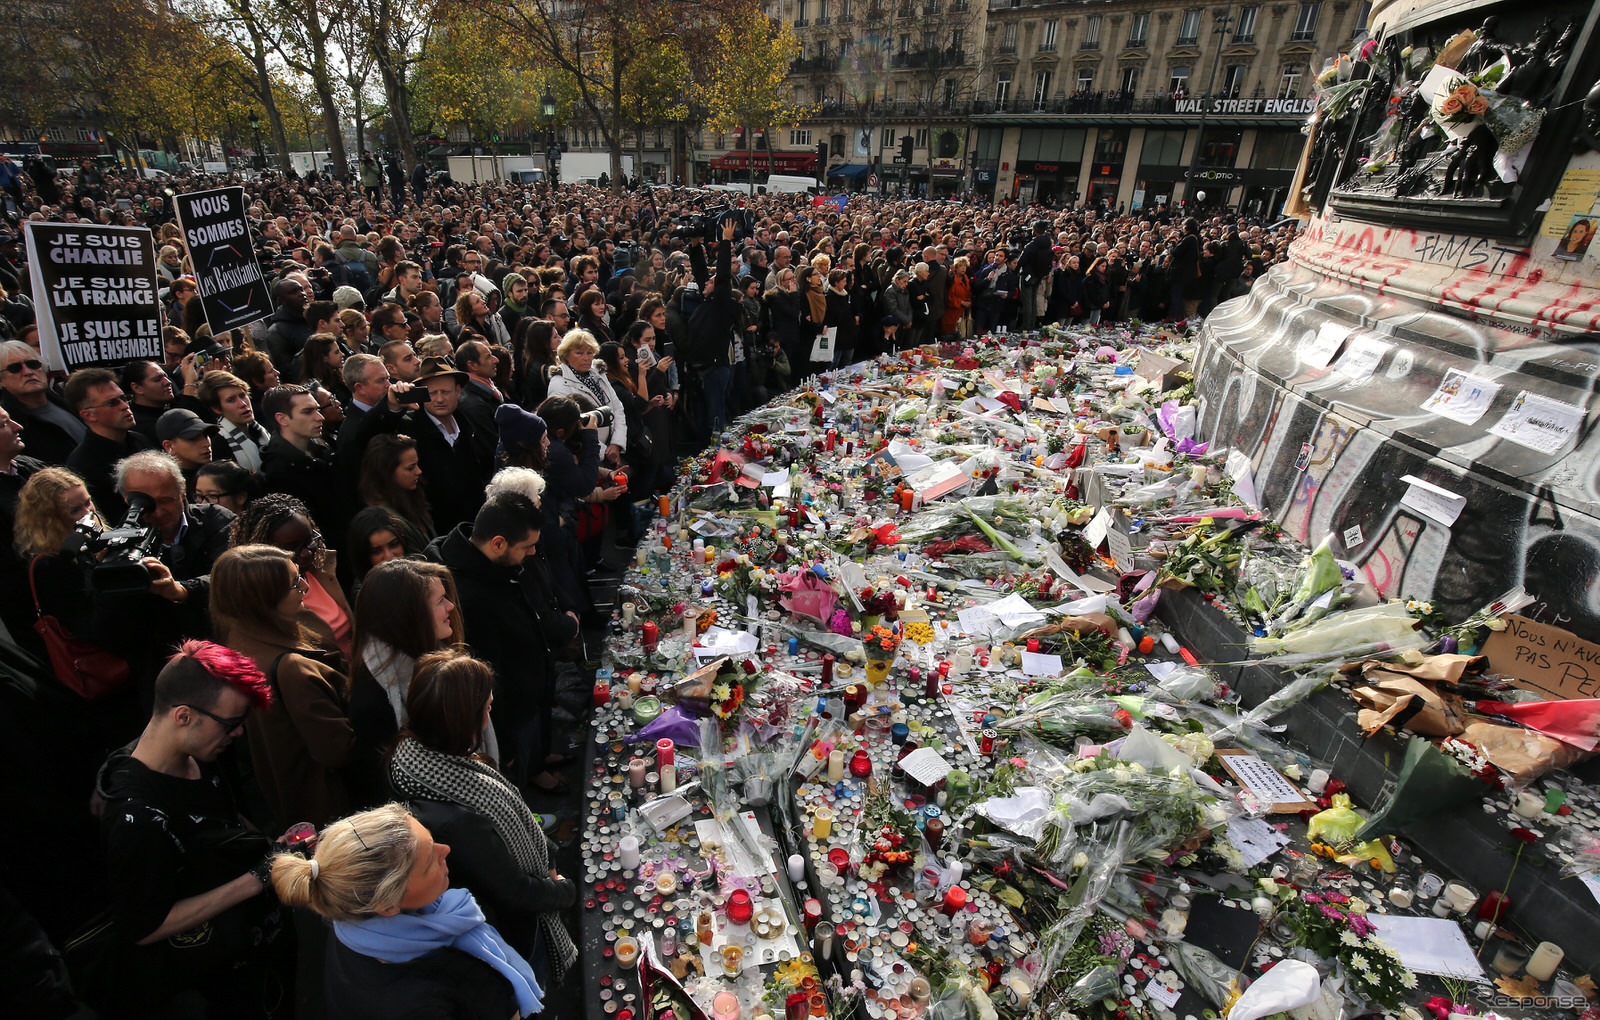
[389,737,577,979]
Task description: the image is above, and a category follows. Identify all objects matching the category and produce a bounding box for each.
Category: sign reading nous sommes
[24,222,161,372]
[174,186,273,334]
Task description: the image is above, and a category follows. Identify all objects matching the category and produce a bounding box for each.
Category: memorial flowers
[1283,891,1415,1009]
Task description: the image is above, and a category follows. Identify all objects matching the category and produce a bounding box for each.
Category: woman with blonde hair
[14,466,100,660]
[544,329,628,463]
[214,543,368,826]
[271,802,543,1018]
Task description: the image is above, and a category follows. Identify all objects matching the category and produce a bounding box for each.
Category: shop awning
[828,164,872,179]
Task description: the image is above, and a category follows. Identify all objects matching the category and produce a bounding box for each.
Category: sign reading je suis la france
[1174,97,1317,116]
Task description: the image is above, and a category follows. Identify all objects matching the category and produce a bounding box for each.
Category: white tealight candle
[1513,789,1545,819]
[1525,941,1564,982]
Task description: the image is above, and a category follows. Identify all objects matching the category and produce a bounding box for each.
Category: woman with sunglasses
[230,493,354,661]
[214,544,371,828]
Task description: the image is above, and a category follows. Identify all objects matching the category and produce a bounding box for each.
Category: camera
[581,406,615,428]
[62,493,162,594]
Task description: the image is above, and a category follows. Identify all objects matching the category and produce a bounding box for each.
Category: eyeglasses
[3,359,42,374]
[290,572,310,592]
[195,490,234,503]
[285,530,323,556]
[182,703,247,731]
[89,394,131,409]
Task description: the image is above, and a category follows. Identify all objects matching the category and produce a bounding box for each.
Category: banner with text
[173,186,272,333]
[24,222,161,372]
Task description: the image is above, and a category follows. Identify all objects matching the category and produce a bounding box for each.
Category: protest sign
[173,186,272,333]
[24,222,161,372]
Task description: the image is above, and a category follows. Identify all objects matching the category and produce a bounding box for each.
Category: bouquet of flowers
[857,585,901,625]
[1435,77,1490,122]
[1281,891,1416,1010]
[864,624,901,659]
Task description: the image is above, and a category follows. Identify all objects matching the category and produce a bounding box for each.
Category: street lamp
[1184,4,1234,212]
[541,91,560,185]
[249,111,265,170]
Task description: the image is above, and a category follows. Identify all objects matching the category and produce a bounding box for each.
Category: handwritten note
[1226,816,1293,867]
[1399,475,1468,526]
[898,746,955,786]
[1488,390,1585,454]
[1332,335,1393,383]
[1216,750,1315,811]
[1421,369,1502,425]
[1301,322,1350,369]
[1021,650,1065,677]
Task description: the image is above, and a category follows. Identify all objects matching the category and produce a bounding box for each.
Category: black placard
[173,186,272,333]
[24,222,162,371]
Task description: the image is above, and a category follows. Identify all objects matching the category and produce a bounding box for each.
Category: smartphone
[194,351,212,372]
[397,387,430,405]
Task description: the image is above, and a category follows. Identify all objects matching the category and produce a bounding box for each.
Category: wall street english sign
[1173,97,1317,116]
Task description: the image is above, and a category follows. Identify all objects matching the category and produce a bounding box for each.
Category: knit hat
[495,402,547,448]
[501,272,528,307]
[332,285,365,310]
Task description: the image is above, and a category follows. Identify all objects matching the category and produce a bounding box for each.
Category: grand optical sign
[1174,97,1316,115]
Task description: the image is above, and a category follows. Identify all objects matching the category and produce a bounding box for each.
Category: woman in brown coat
[214,544,370,828]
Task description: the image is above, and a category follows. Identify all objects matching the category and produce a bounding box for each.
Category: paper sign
[1343,524,1364,548]
[956,605,1000,637]
[1482,614,1600,700]
[760,470,789,488]
[1540,167,1600,238]
[1145,980,1183,1009]
[1083,506,1113,547]
[1366,915,1485,980]
[898,746,954,786]
[1399,475,1468,526]
[988,593,1046,628]
[1488,390,1585,454]
[1136,352,1183,387]
[1021,650,1065,677]
[1225,449,1260,508]
[1145,660,1179,680]
[1106,518,1134,569]
[1421,369,1502,425]
[1215,750,1317,812]
[1301,322,1350,369]
[1332,335,1392,383]
[1226,816,1293,867]
[25,222,162,372]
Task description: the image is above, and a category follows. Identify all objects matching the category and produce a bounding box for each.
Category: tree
[468,0,753,191]
[412,17,547,153]
[693,8,814,191]
[354,0,432,167]
[897,0,986,190]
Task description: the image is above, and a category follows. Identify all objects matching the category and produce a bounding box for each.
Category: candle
[827,749,845,782]
[980,729,997,756]
[813,920,836,959]
[727,887,755,926]
[924,809,945,847]
[1444,881,1477,914]
[629,757,648,788]
[1491,939,1530,977]
[713,990,741,1020]
[942,885,967,914]
[720,944,743,976]
[802,897,822,928]
[593,681,611,707]
[787,853,807,883]
[813,807,833,839]
[642,621,659,654]
[616,688,634,711]
[849,749,872,779]
[1526,941,1564,981]
[1387,884,1413,908]
[615,936,639,969]
[619,835,640,871]
[635,546,648,568]
[821,653,834,685]
[622,601,637,625]
[660,762,676,792]
[1514,789,1545,819]
[656,737,675,770]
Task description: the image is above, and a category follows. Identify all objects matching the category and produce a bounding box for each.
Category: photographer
[14,467,100,656]
[683,216,741,438]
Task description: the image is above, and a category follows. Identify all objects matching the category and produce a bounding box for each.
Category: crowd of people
[0,160,1298,1020]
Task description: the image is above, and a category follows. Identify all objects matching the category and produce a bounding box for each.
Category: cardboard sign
[1215,749,1317,812]
[173,186,273,333]
[1482,615,1600,700]
[24,222,161,372]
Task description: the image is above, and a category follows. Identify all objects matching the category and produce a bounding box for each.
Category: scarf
[388,737,577,979]
[805,282,828,326]
[333,887,544,1017]
[363,639,499,760]
[564,363,610,414]
[219,418,267,472]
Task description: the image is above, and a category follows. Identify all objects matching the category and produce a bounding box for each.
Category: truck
[557,152,633,186]
[288,151,338,176]
[446,154,541,184]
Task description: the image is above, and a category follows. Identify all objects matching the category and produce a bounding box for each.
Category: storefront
[1009,128,1087,204]
[707,149,819,183]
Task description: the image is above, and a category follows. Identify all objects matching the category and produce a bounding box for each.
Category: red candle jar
[613,472,628,491]
[593,681,611,706]
[802,898,822,928]
[849,750,872,779]
[1477,890,1511,923]
[821,654,835,686]
[727,888,755,926]
[828,847,851,873]
[942,886,967,914]
[642,621,659,654]
[1026,638,1040,653]
[980,729,997,756]
[656,737,675,770]
[843,684,865,712]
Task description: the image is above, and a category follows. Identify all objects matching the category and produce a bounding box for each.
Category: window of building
[1076,67,1094,92]
[816,84,827,104]
[1292,2,1319,41]
[915,128,929,147]
[1169,66,1191,93]
[1120,66,1139,94]
[842,0,852,18]
[1198,128,1242,166]
[899,33,911,52]
[790,129,812,146]
[1142,128,1186,165]
[882,127,897,149]
[995,72,1012,108]
[1127,12,1148,47]
[1001,22,1017,51]
[796,0,808,24]
[1033,69,1053,110]
[1234,5,1257,42]
[1178,9,1201,44]
[922,30,937,50]
[1222,65,1245,98]
[1040,20,1058,51]
[950,28,963,52]
[1017,127,1087,163]
[895,80,907,101]
[1093,127,1127,162]
[1082,15,1101,48]
[1250,130,1303,169]
[1278,64,1303,97]
[943,79,958,106]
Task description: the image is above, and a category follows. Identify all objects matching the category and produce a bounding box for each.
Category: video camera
[581,406,615,429]
[62,493,162,594]
[671,203,752,243]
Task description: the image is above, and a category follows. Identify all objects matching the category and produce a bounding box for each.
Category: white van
[764,174,820,194]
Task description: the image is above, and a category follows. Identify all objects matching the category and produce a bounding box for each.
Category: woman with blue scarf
[271,802,545,1019]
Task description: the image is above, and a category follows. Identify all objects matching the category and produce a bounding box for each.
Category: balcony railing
[890,46,968,68]
[1037,42,1056,52]
[865,5,884,19]
[816,14,830,23]
[790,55,842,73]
[1078,39,1099,49]
[997,43,1017,54]
[797,91,1312,120]
[1126,35,1146,47]
[950,0,969,10]
[1174,34,1198,46]
[923,1,940,14]
[1290,29,1315,41]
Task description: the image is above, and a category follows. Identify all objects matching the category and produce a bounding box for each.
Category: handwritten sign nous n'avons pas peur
[1482,615,1600,700]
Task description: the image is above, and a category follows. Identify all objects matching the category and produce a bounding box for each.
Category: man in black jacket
[0,340,84,464]
[1166,217,1202,321]
[63,368,153,521]
[426,492,556,791]
[261,277,313,373]
[685,216,740,437]
[1017,220,1055,331]
[259,384,344,550]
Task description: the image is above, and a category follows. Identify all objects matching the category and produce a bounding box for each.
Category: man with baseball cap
[156,408,218,500]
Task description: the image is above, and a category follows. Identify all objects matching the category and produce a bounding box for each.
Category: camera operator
[87,452,235,699]
[682,216,741,437]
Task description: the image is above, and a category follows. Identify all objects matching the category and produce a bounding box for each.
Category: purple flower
[1303,893,1324,904]
[1319,905,1344,921]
